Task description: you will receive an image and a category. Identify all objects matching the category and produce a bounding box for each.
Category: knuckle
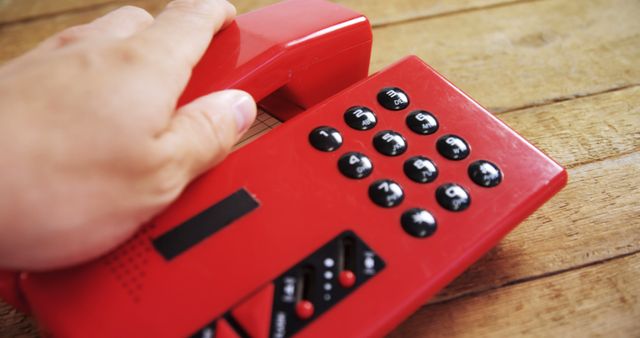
[54,25,91,47]
[108,42,148,66]
[134,141,187,202]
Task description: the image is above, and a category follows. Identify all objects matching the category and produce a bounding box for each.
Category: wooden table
[1,0,638,337]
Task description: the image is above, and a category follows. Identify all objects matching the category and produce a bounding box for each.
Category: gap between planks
[0,0,537,29]
[428,247,640,308]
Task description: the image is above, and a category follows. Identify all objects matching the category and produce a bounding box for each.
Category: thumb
[160,89,256,179]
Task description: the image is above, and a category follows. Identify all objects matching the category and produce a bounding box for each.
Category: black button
[436,134,470,160]
[377,87,410,110]
[344,106,377,131]
[406,110,439,135]
[469,160,502,187]
[404,156,438,183]
[338,152,373,179]
[309,126,342,152]
[369,179,404,208]
[373,130,407,156]
[401,208,437,238]
[436,183,471,212]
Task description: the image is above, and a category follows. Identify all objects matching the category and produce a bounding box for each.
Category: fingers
[37,6,154,50]
[132,0,236,71]
[158,90,256,180]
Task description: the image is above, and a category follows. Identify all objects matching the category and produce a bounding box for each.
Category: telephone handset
[178,0,371,121]
[0,1,567,337]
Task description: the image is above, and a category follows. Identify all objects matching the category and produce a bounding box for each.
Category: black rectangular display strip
[153,188,259,260]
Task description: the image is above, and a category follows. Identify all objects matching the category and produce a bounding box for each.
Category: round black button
[344,106,377,131]
[468,160,502,187]
[436,183,471,212]
[377,87,410,111]
[338,152,373,179]
[404,156,438,183]
[309,126,343,152]
[373,130,407,156]
[369,179,404,208]
[406,110,438,135]
[436,134,470,160]
[401,208,437,238]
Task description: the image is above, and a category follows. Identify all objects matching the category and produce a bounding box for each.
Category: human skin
[0,0,257,271]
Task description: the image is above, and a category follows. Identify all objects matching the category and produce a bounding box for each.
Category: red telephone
[0,1,567,337]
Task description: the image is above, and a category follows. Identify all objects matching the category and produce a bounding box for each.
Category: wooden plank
[389,251,640,337]
[500,86,640,168]
[371,0,640,113]
[0,0,517,26]
[1,0,638,116]
[0,300,37,338]
[0,0,115,24]
[433,151,640,303]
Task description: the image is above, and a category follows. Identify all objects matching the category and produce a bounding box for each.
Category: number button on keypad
[377,87,410,111]
[338,152,373,179]
[401,208,437,238]
[469,160,502,187]
[436,183,471,211]
[406,110,438,135]
[373,130,407,156]
[369,179,404,208]
[344,106,377,131]
[404,156,438,183]
[309,126,343,152]
[436,134,470,160]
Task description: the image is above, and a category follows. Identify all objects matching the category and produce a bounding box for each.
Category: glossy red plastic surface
[177,0,371,120]
[18,55,566,338]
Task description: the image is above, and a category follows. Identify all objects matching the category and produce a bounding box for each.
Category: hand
[0,0,257,270]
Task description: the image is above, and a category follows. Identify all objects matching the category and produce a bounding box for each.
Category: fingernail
[232,92,256,133]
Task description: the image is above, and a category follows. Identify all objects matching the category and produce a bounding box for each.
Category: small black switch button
[404,156,438,183]
[369,179,404,208]
[377,87,410,111]
[436,134,470,160]
[436,183,471,212]
[344,106,377,131]
[406,110,438,135]
[373,130,407,156]
[309,126,343,152]
[401,208,437,238]
[338,152,373,179]
[469,160,502,187]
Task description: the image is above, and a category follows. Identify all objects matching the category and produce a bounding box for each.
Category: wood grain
[0,0,115,24]
[433,150,640,303]
[2,0,638,116]
[0,0,519,26]
[372,0,640,113]
[389,251,640,337]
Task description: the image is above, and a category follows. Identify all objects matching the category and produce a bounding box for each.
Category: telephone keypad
[311,87,485,237]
